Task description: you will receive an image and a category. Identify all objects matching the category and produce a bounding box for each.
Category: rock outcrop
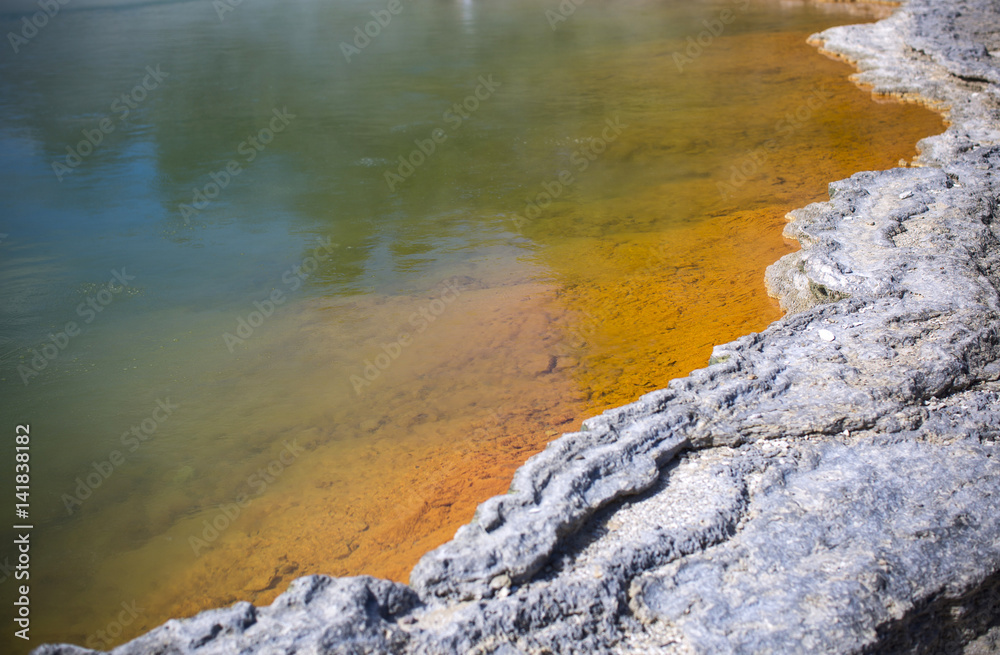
[36,0,1000,652]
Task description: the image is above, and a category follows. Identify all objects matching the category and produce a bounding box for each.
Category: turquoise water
[0,0,941,650]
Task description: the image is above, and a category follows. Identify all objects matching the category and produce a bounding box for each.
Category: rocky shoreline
[37,0,1000,653]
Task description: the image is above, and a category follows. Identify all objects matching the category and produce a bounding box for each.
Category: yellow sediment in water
[32,27,944,653]
[36,275,593,645]
[529,31,945,409]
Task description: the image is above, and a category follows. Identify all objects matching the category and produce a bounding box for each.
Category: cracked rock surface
[36,0,1000,653]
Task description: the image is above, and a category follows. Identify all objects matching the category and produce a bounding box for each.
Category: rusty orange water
[89,29,941,646]
[2,1,943,651]
[538,30,946,410]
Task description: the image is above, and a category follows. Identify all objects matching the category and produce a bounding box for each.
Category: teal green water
[0,0,942,650]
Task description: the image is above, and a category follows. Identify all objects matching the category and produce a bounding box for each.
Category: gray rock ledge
[36,0,1000,653]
